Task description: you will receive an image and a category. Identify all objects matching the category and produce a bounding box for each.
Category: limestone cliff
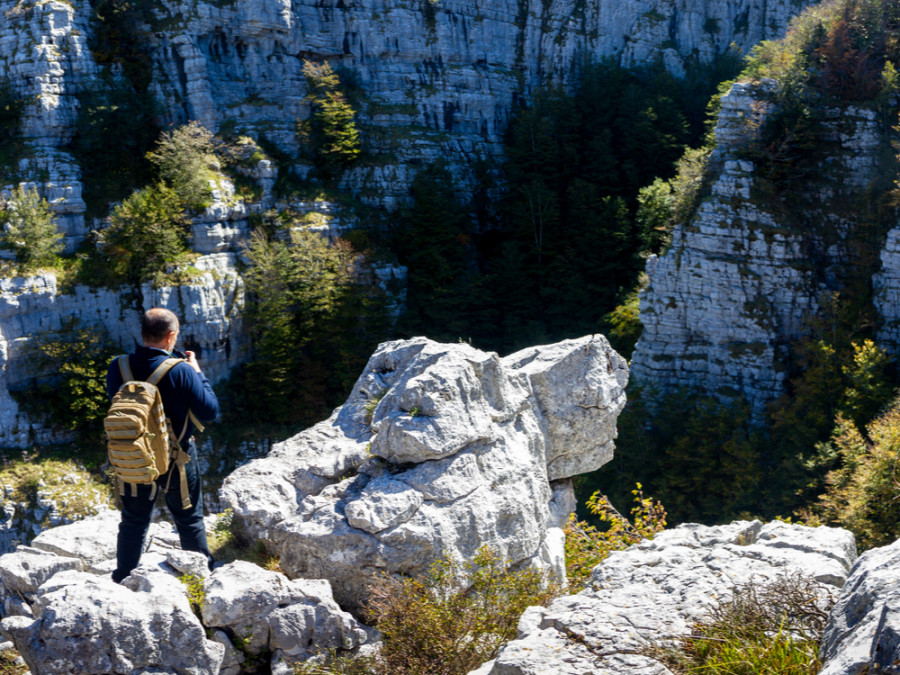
[631,78,897,412]
[0,0,816,224]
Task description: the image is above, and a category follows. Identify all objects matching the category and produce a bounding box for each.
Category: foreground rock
[0,511,370,673]
[819,536,900,675]
[471,520,856,675]
[2,570,225,674]
[221,335,628,609]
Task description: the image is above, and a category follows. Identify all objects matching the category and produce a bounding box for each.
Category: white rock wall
[0,0,816,218]
[631,82,890,412]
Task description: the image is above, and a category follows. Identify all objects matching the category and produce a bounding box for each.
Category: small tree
[817,401,900,550]
[146,121,217,211]
[103,182,189,284]
[0,185,64,269]
[300,61,361,178]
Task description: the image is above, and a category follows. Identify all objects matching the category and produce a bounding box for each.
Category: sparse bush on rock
[655,572,834,674]
[564,484,666,591]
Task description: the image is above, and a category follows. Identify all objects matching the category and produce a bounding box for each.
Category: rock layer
[220,334,628,609]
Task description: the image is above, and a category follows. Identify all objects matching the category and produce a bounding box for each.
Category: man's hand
[185,350,202,374]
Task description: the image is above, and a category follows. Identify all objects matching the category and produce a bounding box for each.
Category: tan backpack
[104,355,198,508]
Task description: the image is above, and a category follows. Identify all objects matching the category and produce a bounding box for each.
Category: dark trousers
[112,439,213,583]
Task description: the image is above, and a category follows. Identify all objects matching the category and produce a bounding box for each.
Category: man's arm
[179,352,219,422]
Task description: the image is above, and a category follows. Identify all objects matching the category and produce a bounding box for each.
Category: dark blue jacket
[106,346,219,444]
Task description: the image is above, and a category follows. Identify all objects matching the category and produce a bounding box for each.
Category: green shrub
[295,547,562,674]
[146,122,218,212]
[564,484,666,591]
[655,573,832,674]
[102,182,190,285]
[601,287,643,357]
[0,186,63,271]
[13,318,120,443]
[364,546,557,675]
[178,574,206,617]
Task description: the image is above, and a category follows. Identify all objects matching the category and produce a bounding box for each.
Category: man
[106,307,219,583]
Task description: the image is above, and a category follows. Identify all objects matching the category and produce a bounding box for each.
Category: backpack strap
[146,357,183,386]
[117,355,133,383]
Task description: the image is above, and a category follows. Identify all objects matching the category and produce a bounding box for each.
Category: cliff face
[0,0,816,221]
[0,0,814,445]
[630,80,894,412]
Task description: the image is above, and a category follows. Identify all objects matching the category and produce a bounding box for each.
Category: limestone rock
[472,520,856,675]
[202,561,368,659]
[221,335,627,609]
[819,537,900,675]
[0,571,224,674]
[28,508,119,569]
[0,546,81,598]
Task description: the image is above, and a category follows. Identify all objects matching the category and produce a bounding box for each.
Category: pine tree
[104,183,188,284]
[0,186,63,270]
[300,61,361,179]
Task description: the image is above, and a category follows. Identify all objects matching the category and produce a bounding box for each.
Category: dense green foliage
[565,485,666,590]
[102,182,190,285]
[232,221,389,428]
[146,121,218,212]
[0,186,63,271]
[12,318,120,444]
[814,396,900,548]
[391,57,740,355]
[587,333,895,527]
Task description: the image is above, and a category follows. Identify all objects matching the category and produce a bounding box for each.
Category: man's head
[141,308,180,350]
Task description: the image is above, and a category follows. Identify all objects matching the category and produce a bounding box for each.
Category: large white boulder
[221,335,628,609]
[0,571,224,674]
